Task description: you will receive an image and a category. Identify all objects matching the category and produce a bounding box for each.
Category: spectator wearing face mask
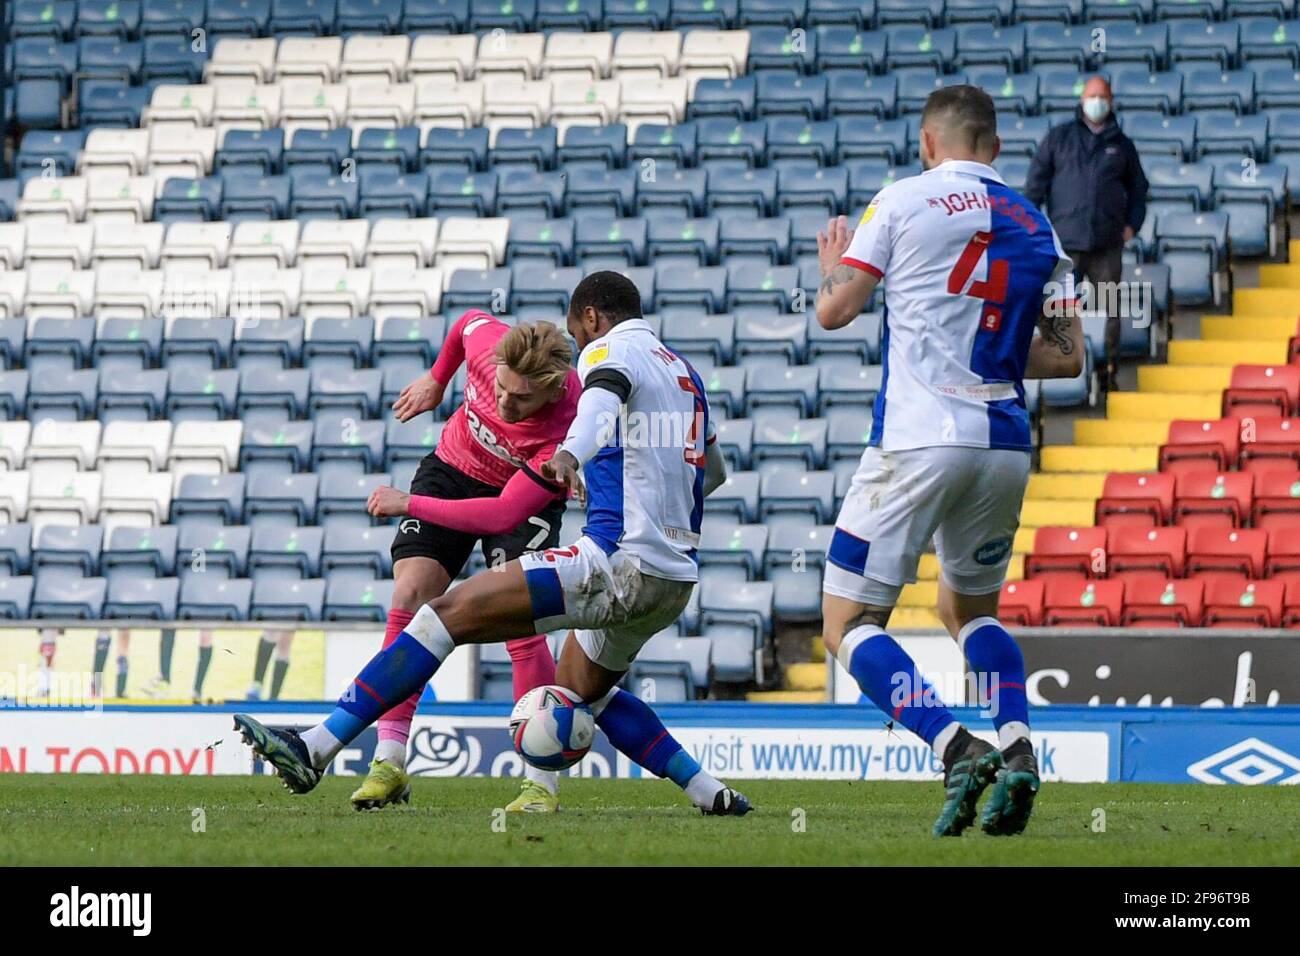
[1025,76,1148,392]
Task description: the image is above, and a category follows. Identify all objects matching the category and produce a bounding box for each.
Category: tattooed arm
[815,215,880,330]
[1025,302,1085,379]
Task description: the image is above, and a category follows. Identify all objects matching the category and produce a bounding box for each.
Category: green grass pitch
[1,775,1295,866]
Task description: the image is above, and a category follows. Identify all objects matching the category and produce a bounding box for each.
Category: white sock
[301,723,345,770]
[932,722,961,761]
[683,768,726,809]
[405,604,457,660]
[998,721,1031,750]
[524,764,558,795]
[375,739,407,767]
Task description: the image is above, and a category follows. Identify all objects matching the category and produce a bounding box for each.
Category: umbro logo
[1186,737,1300,785]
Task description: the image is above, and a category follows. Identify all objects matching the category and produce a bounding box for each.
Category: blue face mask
[1082,97,1110,123]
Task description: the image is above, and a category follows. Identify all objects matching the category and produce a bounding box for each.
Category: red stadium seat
[998,579,1044,626]
[1121,578,1205,628]
[1023,526,1107,579]
[1186,526,1267,579]
[1265,527,1300,581]
[1095,472,1175,528]
[1283,579,1300,627]
[1172,470,1253,528]
[1237,416,1300,475]
[1222,364,1300,418]
[1107,525,1187,580]
[1159,419,1240,475]
[1043,578,1124,627]
[1250,470,1300,531]
[1202,578,1284,628]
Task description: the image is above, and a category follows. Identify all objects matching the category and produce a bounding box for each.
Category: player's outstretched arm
[815,215,879,331]
[1025,305,1085,379]
[703,440,727,497]
[366,469,561,536]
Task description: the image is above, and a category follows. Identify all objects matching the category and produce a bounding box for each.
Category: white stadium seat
[551,79,621,131]
[298,219,370,271]
[0,223,26,269]
[680,30,751,82]
[415,79,484,130]
[205,37,279,84]
[18,176,89,223]
[0,422,32,470]
[142,84,217,128]
[483,78,552,132]
[0,471,30,522]
[0,273,26,318]
[275,36,344,84]
[300,267,373,319]
[85,175,158,224]
[279,81,350,134]
[365,218,440,270]
[229,268,302,322]
[407,34,478,83]
[93,268,166,319]
[162,222,234,270]
[29,470,102,528]
[24,222,95,271]
[148,125,218,180]
[26,420,102,471]
[169,420,243,474]
[346,81,417,130]
[213,82,285,136]
[98,420,173,474]
[341,36,411,85]
[544,32,615,81]
[369,267,443,321]
[161,268,233,320]
[436,217,508,271]
[475,31,546,81]
[228,220,301,271]
[618,75,689,134]
[92,221,166,270]
[100,471,174,529]
[613,30,683,80]
[24,268,96,319]
[78,129,152,178]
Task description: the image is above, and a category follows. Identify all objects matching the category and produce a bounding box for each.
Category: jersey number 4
[947,231,1009,332]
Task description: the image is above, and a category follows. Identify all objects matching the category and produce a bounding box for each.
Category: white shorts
[519,536,695,672]
[823,445,1031,606]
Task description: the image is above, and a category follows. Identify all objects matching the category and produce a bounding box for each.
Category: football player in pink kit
[350,311,580,813]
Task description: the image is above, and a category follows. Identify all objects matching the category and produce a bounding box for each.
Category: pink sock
[377,608,418,745]
[508,635,556,701]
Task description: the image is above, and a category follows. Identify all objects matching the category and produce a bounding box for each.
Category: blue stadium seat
[765,521,832,621]
[0,576,35,618]
[1111,67,1183,114]
[143,34,207,82]
[689,77,757,122]
[637,167,708,216]
[825,71,897,119]
[177,524,252,579]
[877,0,943,26]
[15,79,65,129]
[235,317,306,370]
[1013,0,1083,21]
[646,216,719,264]
[442,268,512,312]
[748,25,817,73]
[896,67,968,113]
[249,525,324,580]
[1180,69,1256,114]
[403,0,470,31]
[373,315,443,368]
[163,318,236,370]
[0,320,25,370]
[845,158,918,207]
[957,25,1027,71]
[837,118,908,166]
[491,126,558,170]
[324,575,394,622]
[13,0,77,40]
[1153,0,1224,21]
[355,126,421,172]
[536,0,602,28]
[77,0,143,39]
[288,169,359,221]
[173,474,247,525]
[316,471,391,525]
[706,470,761,521]
[237,421,313,477]
[565,168,637,218]
[766,118,837,165]
[219,173,290,221]
[421,127,490,171]
[558,124,628,168]
[697,517,766,579]
[360,168,428,219]
[807,0,873,27]
[0,524,33,576]
[756,74,829,121]
[670,0,738,26]
[322,524,393,579]
[79,80,150,126]
[1025,25,1095,70]
[26,317,95,372]
[573,216,648,265]
[884,27,957,72]
[1098,22,1170,71]
[706,166,777,216]
[32,576,108,619]
[776,164,848,216]
[179,577,253,620]
[34,525,103,577]
[760,466,836,522]
[1241,19,1299,68]
[0,372,28,420]
[1145,157,1214,208]
[154,176,223,221]
[244,473,320,526]
[819,363,883,411]
[98,369,169,421]
[29,369,98,421]
[468,0,536,30]
[662,313,736,364]
[1254,63,1300,109]
[426,168,498,216]
[745,363,819,414]
[1086,0,1154,20]
[496,169,566,217]
[725,263,799,310]
[654,264,727,312]
[309,367,382,418]
[699,577,773,668]
[1036,66,1097,110]
[1123,112,1197,160]
[719,215,791,264]
[752,408,828,467]
[238,367,311,422]
[77,37,144,82]
[1211,158,1287,257]
[16,130,86,178]
[270,0,340,34]
[815,30,887,74]
[103,525,180,579]
[1169,21,1240,69]
[105,577,181,620]
[284,127,353,171]
[1155,210,1230,306]
[628,122,698,166]
[1196,111,1268,157]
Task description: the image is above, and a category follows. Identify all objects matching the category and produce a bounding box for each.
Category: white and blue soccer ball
[509,685,595,771]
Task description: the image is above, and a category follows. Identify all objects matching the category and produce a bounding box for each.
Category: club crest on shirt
[585,344,609,367]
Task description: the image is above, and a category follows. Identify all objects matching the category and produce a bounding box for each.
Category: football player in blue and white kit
[815,86,1084,837]
[234,272,753,817]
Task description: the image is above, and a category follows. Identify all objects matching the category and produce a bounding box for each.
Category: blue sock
[321,609,455,748]
[839,626,956,749]
[959,616,1030,748]
[594,689,701,788]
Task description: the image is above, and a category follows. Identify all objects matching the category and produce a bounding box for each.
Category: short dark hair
[569,271,643,325]
[921,84,998,154]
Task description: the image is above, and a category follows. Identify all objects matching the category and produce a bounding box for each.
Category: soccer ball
[509,685,595,771]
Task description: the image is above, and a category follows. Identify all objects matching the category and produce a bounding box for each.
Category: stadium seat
[1025,526,1107,578]
[1186,526,1267,580]
[1202,578,1284,628]
[1121,578,1205,628]
[179,576,253,620]
[1095,472,1176,527]
[1043,578,1124,627]
[998,579,1046,626]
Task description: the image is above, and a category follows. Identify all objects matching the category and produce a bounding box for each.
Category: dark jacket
[1024,110,1148,253]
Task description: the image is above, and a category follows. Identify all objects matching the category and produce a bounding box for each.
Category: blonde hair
[495,321,573,393]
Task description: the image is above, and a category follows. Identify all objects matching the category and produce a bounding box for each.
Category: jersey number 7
[947,231,1010,332]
